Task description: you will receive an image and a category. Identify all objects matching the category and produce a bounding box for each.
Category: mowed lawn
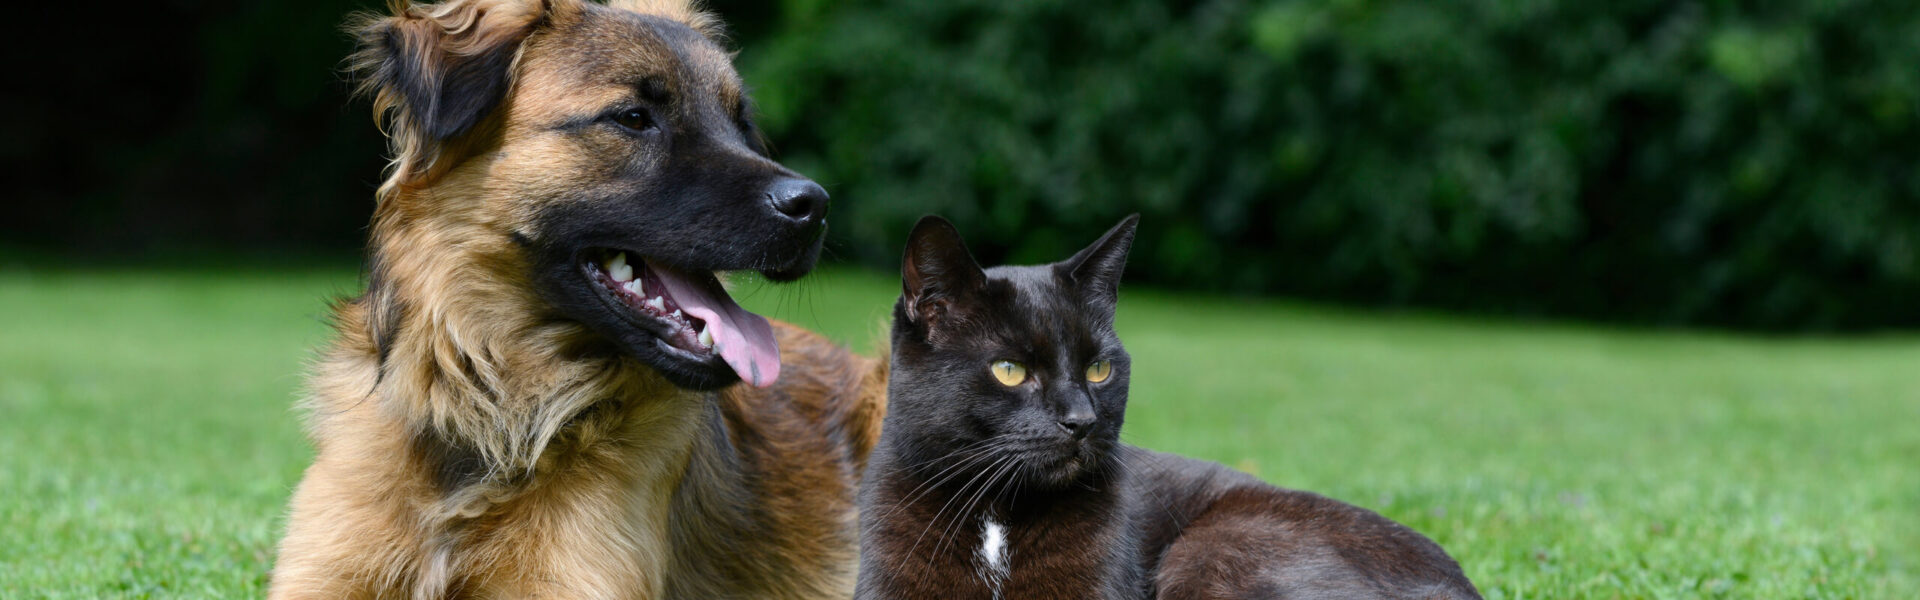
[1,262,1916,598]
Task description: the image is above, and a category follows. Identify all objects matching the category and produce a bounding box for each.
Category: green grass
[2,263,1915,598]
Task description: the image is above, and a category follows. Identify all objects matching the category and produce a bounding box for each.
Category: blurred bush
[735,0,1920,330]
[10,0,1917,330]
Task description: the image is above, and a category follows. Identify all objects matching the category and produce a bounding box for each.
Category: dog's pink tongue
[653,268,780,388]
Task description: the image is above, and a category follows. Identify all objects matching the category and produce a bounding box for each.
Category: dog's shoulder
[720,320,888,468]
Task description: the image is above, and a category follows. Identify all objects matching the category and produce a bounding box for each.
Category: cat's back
[1124,447,1481,600]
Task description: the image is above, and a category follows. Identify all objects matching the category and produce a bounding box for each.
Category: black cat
[856,215,1481,600]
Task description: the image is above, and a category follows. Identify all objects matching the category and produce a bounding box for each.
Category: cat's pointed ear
[1062,214,1139,306]
[902,216,986,329]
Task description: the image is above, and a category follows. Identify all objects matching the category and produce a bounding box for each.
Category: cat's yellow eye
[1085,360,1112,383]
[990,360,1027,386]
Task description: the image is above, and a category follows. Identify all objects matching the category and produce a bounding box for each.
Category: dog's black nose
[766,178,828,224]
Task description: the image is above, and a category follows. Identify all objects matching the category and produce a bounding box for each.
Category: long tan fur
[270,1,886,598]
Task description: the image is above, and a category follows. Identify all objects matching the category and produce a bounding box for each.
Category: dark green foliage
[736,0,1920,330]
[15,0,1917,329]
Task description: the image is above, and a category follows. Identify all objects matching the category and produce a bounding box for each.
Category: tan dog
[269,1,885,597]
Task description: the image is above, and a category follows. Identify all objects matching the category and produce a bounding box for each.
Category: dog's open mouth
[586,250,781,387]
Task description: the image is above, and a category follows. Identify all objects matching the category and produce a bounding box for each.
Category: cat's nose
[1057,412,1096,439]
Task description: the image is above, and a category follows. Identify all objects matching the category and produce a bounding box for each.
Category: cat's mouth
[1014,439,1107,488]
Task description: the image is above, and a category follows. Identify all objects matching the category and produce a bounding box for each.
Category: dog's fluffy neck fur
[308,182,709,595]
[364,178,709,482]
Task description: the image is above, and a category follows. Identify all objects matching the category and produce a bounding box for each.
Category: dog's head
[351,0,822,391]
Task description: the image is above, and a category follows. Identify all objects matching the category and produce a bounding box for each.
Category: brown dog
[269,1,886,597]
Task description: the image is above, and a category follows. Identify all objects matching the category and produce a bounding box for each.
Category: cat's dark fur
[856,215,1482,600]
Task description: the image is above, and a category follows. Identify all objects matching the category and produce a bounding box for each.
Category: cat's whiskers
[996,458,1027,509]
[874,450,1001,525]
[872,437,1016,523]
[907,452,1016,566]
[928,454,1024,572]
[908,454,1017,594]
[974,457,1028,597]
[965,461,1025,598]
[902,437,1010,484]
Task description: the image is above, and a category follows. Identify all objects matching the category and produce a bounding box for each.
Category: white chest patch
[975,517,1011,595]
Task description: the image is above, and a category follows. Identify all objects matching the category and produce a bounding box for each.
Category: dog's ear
[348,0,575,185]
[1059,214,1138,312]
[901,216,986,338]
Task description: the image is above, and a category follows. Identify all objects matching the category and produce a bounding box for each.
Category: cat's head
[887,215,1139,490]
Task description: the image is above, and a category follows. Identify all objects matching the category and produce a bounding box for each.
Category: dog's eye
[990,360,1027,387]
[611,108,654,131]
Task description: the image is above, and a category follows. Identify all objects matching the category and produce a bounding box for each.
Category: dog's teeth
[645,297,666,311]
[671,309,682,320]
[698,327,714,349]
[607,253,633,283]
[623,279,644,296]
